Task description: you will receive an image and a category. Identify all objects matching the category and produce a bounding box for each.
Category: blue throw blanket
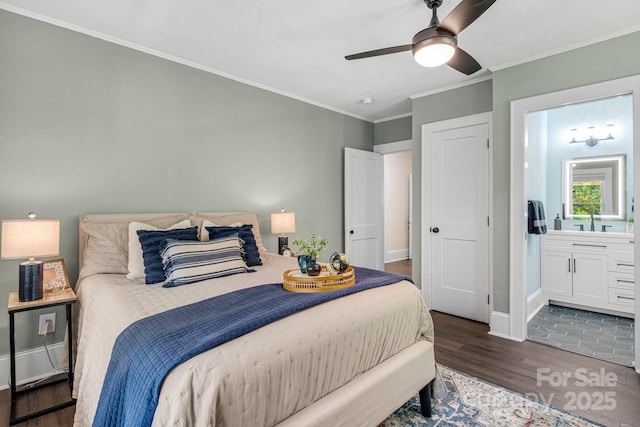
[93,267,411,427]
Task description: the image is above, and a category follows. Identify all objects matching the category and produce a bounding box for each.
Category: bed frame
[77,212,436,426]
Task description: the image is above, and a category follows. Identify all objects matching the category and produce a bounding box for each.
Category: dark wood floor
[384,258,412,276]
[0,377,75,427]
[386,258,639,427]
[2,261,637,426]
[432,311,639,427]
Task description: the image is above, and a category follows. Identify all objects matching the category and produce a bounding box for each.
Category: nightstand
[7,287,77,425]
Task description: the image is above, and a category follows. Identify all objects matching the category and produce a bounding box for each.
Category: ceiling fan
[345,0,496,75]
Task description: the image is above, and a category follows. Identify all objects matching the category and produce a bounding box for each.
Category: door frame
[421,112,494,317]
[374,140,413,263]
[509,75,640,373]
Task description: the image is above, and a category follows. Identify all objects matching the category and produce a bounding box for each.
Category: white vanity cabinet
[541,231,634,316]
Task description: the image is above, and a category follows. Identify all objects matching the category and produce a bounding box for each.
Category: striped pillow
[205,224,262,266]
[161,234,252,288]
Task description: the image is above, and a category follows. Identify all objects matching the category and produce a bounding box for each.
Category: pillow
[162,235,251,288]
[79,222,129,278]
[190,212,267,253]
[200,219,243,241]
[127,219,192,279]
[205,224,262,266]
[137,226,199,284]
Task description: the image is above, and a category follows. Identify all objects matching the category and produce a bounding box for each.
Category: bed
[71,211,436,426]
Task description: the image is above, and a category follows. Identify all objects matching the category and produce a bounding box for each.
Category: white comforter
[72,253,433,426]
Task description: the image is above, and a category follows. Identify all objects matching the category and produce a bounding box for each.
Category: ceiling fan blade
[345,44,413,61]
[439,0,497,35]
[447,47,482,75]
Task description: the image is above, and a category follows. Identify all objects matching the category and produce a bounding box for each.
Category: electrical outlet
[38,313,56,335]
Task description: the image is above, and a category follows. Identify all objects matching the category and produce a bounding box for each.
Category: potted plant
[291,233,328,276]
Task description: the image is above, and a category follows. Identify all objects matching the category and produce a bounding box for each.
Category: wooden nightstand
[7,287,77,425]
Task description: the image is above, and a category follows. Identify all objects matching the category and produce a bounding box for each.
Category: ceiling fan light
[413,35,456,67]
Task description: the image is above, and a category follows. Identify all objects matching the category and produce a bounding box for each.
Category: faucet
[590,212,596,231]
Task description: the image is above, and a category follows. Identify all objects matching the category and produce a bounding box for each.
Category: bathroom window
[572,180,602,215]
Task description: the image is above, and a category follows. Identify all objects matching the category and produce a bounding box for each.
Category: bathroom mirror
[562,154,626,220]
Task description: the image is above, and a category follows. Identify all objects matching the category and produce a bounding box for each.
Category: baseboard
[385,249,409,263]
[0,342,65,390]
[526,289,547,323]
[488,311,519,340]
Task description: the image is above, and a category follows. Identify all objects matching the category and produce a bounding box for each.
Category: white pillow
[200,220,244,241]
[79,222,129,279]
[127,219,192,279]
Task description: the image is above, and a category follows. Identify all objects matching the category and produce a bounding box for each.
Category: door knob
[432,227,439,233]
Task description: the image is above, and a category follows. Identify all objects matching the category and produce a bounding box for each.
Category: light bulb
[413,35,456,67]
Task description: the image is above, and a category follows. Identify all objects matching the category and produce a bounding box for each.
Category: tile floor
[527,304,635,367]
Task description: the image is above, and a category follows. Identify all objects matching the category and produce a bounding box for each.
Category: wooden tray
[283,266,355,293]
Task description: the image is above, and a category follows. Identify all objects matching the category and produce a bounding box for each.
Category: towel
[528,200,547,234]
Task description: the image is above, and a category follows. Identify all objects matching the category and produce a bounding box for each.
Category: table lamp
[1,213,60,302]
[271,209,296,255]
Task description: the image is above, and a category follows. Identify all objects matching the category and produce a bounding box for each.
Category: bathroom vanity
[541,230,635,316]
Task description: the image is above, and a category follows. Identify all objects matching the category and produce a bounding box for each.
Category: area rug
[380,365,601,426]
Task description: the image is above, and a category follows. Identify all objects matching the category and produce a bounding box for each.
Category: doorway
[509,74,640,372]
[523,94,634,366]
[375,140,413,273]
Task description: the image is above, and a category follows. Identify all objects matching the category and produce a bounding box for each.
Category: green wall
[411,32,640,315]
[0,10,373,356]
[3,11,637,359]
[492,31,640,313]
[374,116,412,145]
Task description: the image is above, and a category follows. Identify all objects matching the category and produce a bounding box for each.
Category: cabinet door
[572,252,608,306]
[541,250,572,297]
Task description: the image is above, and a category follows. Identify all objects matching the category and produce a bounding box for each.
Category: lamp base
[18,261,43,302]
[278,236,289,255]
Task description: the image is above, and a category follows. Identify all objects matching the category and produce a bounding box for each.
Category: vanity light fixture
[569,124,615,147]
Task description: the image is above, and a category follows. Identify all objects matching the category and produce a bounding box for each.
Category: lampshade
[1,219,60,259]
[2,215,60,302]
[413,35,456,67]
[271,211,296,234]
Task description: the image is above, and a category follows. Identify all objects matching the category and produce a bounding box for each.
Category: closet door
[426,118,490,323]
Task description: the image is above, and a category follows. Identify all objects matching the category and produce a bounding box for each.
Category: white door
[344,148,384,270]
[422,114,490,323]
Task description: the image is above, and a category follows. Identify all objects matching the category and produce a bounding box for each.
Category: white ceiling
[2,0,639,122]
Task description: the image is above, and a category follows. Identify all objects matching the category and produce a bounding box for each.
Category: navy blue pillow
[137,226,199,284]
[205,224,262,267]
